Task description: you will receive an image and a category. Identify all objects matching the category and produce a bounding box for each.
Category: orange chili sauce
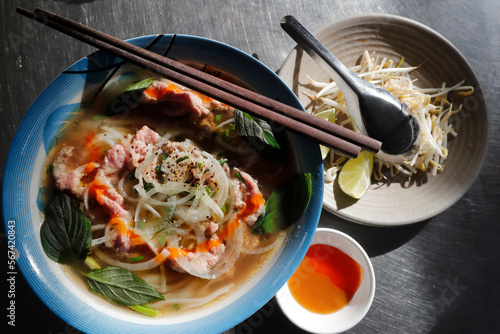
[288,244,363,314]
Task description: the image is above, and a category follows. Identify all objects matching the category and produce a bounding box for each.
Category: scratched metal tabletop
[1,1,499,333]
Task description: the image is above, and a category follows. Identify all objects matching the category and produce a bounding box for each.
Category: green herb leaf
[221,129,229,141]
[40,192,92,264]
[176,156,189,163]
[46,164,54,174]
[144,182,155,192]
[235,110,281,149]
[252,173,312,234]
[86,266,165,306]
[106,77,154,116]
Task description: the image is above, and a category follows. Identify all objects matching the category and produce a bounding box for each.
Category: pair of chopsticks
[17,7,381,158]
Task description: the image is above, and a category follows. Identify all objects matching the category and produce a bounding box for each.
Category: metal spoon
[280,15,419,156]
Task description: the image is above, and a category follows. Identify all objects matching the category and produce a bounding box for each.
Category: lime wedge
[338,151,373,199]
[320,145,330,160]
[314,109,336,160]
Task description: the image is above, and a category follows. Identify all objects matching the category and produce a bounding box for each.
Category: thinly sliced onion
[200,191,224,219]
[202,151,229,208]
[134,188,159,223]
[156,182,192,197]
[188,185,203,211]
[213,117,235,131]
[91,236,108,247]
[172,222,243,280]
[93,248,170,272]
[209,223,244,278]
[143,203,162,217]
[182,219,208,244]
[117,177,139,203]
[146,240,160,255]
[175,205,211,224]
[91,224,107,231]
[96,125,128,147]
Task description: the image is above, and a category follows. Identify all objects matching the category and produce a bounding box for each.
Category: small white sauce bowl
[276,228,375,333]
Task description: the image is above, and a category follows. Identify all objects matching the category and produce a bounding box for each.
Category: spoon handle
[280,15,367,134]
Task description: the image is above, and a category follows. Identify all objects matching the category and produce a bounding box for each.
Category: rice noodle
[213,117,235,131]
[159,264,167,293]
[91,224,107,231]
[152,284,234,311]
[91,236,108,247]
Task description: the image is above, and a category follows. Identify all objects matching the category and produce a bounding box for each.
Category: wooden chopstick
[17,7,382,158]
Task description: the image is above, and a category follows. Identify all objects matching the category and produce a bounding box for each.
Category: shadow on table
[319,210,429,257]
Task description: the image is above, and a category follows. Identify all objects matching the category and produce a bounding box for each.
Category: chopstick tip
[16,7,52,24]
[16,7,32,16]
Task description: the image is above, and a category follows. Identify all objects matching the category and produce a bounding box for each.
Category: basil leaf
[235,110,281,149]
[86,266,165,306]
[107,77,154,115]
[252,173,312,234]
[40,192,92,264]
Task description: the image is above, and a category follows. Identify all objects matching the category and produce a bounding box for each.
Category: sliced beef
[140,80,210,117]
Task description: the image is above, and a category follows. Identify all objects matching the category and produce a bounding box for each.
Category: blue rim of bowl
[2,34,323,333]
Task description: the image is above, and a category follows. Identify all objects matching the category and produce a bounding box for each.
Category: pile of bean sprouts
[305,51,474,182]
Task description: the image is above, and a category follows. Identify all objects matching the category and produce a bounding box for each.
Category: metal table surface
[1,1,499,333]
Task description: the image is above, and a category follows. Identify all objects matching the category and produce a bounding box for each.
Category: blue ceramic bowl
[2,35,323,333]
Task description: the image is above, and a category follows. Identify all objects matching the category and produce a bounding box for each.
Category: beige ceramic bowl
[278,14,489,226]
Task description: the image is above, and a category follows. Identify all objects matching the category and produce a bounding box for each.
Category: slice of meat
[128,125,161,168]
[100,125,160,175]
[232,170,265,226]
[206,222,219,234]
[54,126,160,219]
[105,217,132,253]
[90,176,130,219]
[169,243,226,277]
[92,126,160,218]
[99,143,130,178]
[139,80,210,117]
[52,146,98,196]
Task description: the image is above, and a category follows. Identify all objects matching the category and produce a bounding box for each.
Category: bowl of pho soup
[2,34,324,334]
